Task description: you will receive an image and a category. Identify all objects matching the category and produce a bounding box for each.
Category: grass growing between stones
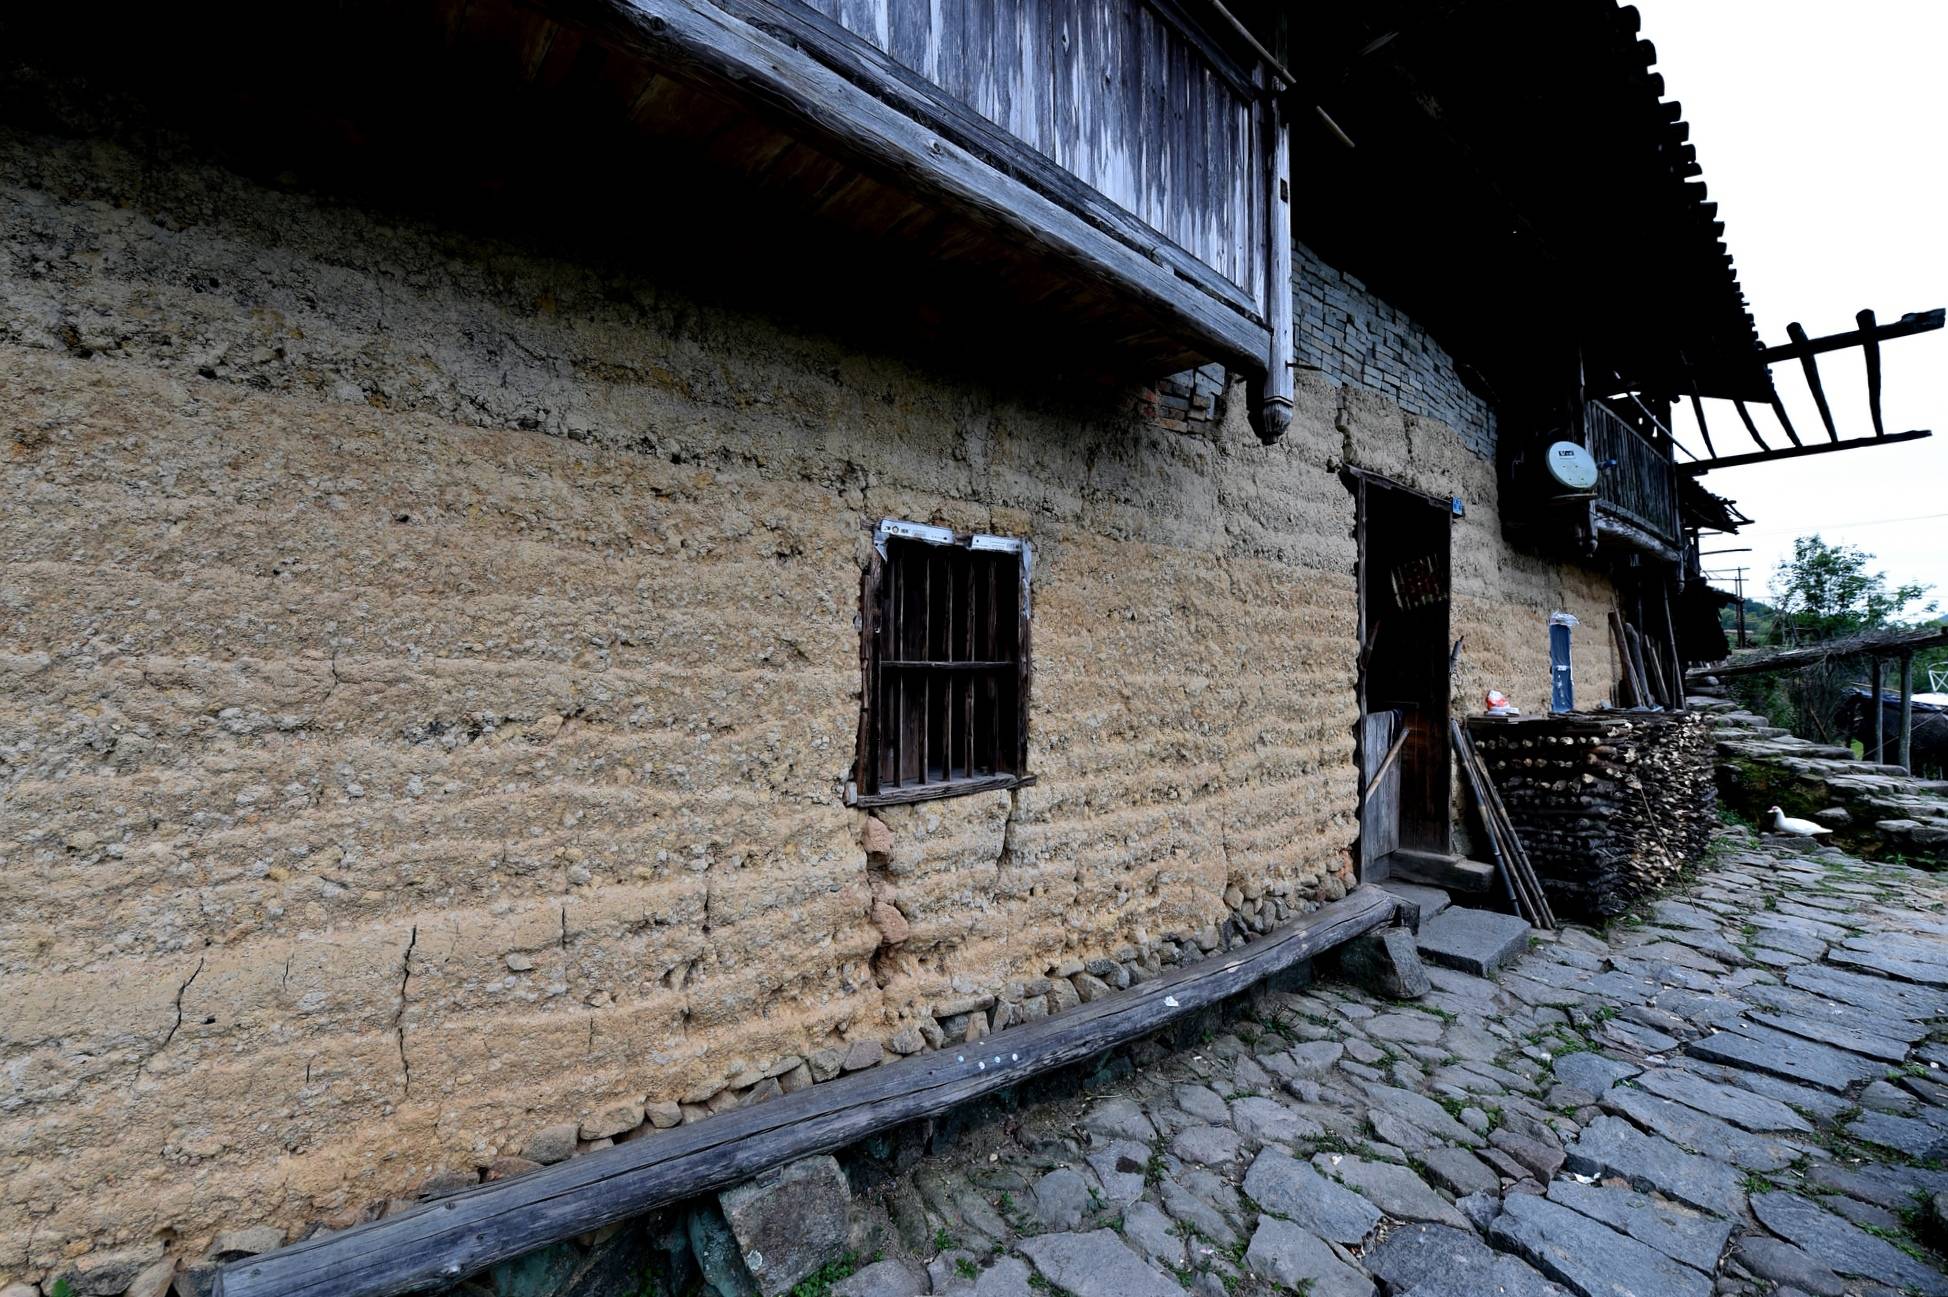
[786,1253,861,1297]
[1311,1129,1359,1157]
[1860,1219,1936,1266]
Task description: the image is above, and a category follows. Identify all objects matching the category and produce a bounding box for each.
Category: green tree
[1767,535,1932,645]
[1735,537,1935,746]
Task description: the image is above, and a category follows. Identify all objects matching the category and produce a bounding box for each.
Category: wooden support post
[1899,650,1915,771]
[1608,611,1640,707]
[1858,308,1886,436]
[1658,580,1684,708]
[1624,622,1654,708]
[1638,623,1671,708]
[1251,18,1294,445]
[1870,656,1885,762]
[1786,322,1840,441]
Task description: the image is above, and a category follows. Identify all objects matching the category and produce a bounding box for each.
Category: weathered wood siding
[782,0,1266,308]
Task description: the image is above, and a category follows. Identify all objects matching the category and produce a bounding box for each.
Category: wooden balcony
[577,0,1298,436]
[1586,399,1680,553]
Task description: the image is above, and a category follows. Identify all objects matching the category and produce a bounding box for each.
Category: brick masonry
[1151,245,1495,462]
[1291,240,1498,460]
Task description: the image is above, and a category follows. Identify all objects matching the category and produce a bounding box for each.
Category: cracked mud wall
[0,109,1614,1277]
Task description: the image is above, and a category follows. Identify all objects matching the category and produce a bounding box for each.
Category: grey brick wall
[1291,240,1496,458]
[1148,362,1229,433]
[1152,243,1496,462]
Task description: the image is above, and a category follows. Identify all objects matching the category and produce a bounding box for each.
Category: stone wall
[0,107,1614,1288]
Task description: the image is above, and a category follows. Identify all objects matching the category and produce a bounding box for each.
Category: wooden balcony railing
[1585,399,1679,547]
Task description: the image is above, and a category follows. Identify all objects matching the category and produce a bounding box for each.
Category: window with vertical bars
[854,522,1033,806]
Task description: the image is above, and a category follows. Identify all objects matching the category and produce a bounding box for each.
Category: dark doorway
[1355,474,1453,881]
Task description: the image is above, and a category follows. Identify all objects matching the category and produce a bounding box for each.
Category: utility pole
[1701,549,1753,650]
[1733,567,1747,647]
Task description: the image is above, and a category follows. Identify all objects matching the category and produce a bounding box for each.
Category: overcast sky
[1633,1,1946,615]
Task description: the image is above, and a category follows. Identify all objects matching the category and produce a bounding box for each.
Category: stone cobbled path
[842,828,1948,1297]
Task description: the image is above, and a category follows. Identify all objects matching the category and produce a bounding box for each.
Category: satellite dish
[1544,441,1599,490]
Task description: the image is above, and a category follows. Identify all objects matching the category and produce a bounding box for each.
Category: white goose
[1766,805,1832,838]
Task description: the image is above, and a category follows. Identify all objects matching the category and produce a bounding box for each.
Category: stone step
[1376,881,1452,930]
[1415,906,1532,977]
[1387,849,1496,894]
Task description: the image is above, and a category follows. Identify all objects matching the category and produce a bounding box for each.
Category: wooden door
[1353,470,1453,879]
[1359,708,1403,880]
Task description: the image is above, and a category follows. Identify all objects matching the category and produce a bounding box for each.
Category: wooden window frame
[851,519,1035,808]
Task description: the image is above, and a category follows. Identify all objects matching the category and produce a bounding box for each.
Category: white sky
[1634,1,1947,613]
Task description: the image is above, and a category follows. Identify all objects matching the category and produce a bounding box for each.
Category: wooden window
[854,521,1033,807]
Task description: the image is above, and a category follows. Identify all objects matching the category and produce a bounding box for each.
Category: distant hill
[1717,594,1778,646]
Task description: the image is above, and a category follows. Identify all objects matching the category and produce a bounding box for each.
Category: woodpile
[1451,719,1555,930]
[1467,712,1715,920]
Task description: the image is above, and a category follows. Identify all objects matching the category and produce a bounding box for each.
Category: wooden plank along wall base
[214,887,1404,1297]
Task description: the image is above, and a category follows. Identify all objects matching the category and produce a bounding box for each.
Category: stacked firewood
[1467,713,1716,920]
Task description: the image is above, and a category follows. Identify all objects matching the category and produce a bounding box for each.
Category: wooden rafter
[1858,307,1887,437]
[1680,428,1930,475]
[1767,391,1805,448]
[1685,306,1942,474]
[1686,382,1714,458]
[1785,321,1840,442]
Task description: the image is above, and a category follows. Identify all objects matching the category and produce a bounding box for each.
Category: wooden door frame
[1350,469,1455,878]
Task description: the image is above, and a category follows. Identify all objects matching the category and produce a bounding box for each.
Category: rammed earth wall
[0,104,1617,1283]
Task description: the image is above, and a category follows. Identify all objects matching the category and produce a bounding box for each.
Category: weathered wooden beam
[1871,656,1885,762]
[1200,0,1296,86]
[1680,428,1930,474]
[1858,308,1886,436]
[559,0,1271,374]
[1785,322,1840,442]
[1755,307,1944,363]
[1899,650,1916,772]
[216,886,1403,1297]
[1251,15,1295,444]
[1592,510,1681,565]
[1686,622,1948,682]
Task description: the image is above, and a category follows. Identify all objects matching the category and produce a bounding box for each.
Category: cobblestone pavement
[840,826,1948,1297]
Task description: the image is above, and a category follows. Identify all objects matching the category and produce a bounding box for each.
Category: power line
[1736,510,1948,536]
